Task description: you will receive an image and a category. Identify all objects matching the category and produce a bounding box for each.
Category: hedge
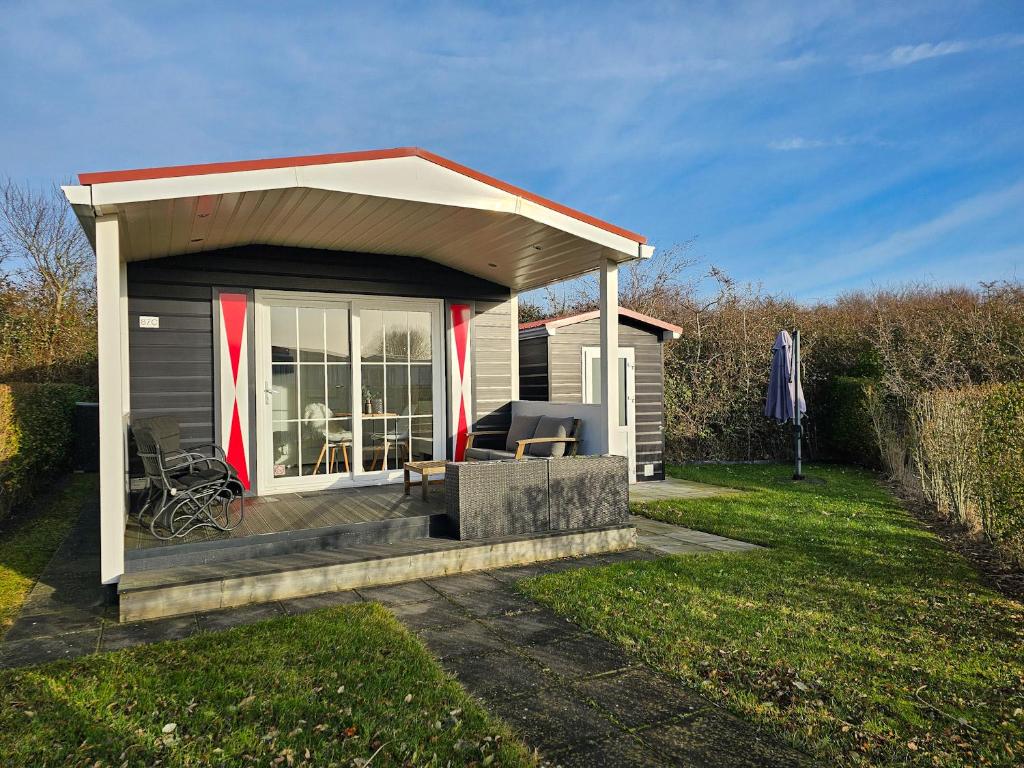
[0,383,94,522]
[979,383,1024,563]
[909,382,1024,566]
[817,375,880,467]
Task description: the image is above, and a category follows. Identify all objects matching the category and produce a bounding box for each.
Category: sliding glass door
[357,308,435,472]
[256,292,444,493]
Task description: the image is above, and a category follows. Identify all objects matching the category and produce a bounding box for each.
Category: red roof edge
[519,307,682,335]
[77,147,646,244]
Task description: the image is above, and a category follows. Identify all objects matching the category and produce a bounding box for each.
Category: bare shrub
[0,179,95,384]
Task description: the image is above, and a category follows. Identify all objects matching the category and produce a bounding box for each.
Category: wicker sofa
[445,454,629,540]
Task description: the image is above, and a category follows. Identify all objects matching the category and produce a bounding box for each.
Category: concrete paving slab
[426,571,504,596]
[522,634,632,679]
[196,602,285,633]
[100,615,200,652]
[638,710,815,767]
[387,597,469,630]
[0,630,100,668]
[278,589,364,615]
[357,580,441,605]
[441,650,547,700]
[416,620,507,659]
[572,667,709,729]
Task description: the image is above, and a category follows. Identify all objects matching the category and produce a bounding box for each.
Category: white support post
[598,257,620,456]
[96,214,127,585]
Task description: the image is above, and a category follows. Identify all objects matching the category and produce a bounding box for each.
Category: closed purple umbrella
[765,330,805,422]
[766,330,806,479]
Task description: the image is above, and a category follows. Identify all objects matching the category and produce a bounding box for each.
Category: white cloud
[767,136,885,151]
[795,180,1024,295]
[862,33,1024,71]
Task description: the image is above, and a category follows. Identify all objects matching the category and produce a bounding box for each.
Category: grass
[518,463,1024,767]
[0,602,534,767]
[0,473,96,635]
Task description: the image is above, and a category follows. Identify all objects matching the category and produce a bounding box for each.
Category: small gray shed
[519,308,681,482]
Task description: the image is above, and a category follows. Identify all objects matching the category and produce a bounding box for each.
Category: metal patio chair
[131,416,245,540]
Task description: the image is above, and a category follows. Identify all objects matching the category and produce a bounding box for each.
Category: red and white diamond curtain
[449,303,472,461]
[217,292,251,489]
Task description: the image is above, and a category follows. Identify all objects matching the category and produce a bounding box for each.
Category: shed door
[581,346,636,483]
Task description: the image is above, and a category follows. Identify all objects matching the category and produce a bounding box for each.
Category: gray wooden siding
[471,298,514,433]
[127,245,510,460]
[128,291,215,449]
[546,319,665,481]
[518,336,549,401]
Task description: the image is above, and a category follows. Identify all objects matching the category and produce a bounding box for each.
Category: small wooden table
[403,459,447,500]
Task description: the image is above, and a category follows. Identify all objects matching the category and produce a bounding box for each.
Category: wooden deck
[125,484,444,552]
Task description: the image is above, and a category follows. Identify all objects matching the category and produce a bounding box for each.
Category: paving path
[380,556,811,767]
[629,477,739,503]
[1,499,806,766]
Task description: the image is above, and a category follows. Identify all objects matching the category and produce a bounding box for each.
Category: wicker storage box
[445,459,550,540]
[547,455,629,531]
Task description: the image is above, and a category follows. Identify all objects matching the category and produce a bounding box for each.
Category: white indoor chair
[304,402,353,474]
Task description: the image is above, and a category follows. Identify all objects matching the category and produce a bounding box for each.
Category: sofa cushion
[504,414,541,453]
[463,447,493,461]
[528,416,575,458]
[486,449,519,461]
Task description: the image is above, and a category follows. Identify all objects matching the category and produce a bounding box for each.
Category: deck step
[124,513,449,573]
[117,524,637,622]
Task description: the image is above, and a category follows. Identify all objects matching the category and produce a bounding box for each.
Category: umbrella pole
[793,329,804,480]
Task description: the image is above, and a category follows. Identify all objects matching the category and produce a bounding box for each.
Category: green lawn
[518,463,1024,767]
[0,474,96,635]
[0,602,533,767]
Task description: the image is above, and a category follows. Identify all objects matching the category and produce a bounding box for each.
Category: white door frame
[254,290,446,495]
[582,345,636,482]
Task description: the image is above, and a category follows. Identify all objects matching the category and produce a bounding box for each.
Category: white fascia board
[640,244,656,259]
[62,185,92,206]
[297,156,517,213]
[516,196,641,258]
[90,167,300,206]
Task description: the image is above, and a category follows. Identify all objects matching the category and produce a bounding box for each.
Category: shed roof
[519,307,682,339]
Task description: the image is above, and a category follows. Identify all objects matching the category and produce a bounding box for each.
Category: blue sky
[2,1,1022,302]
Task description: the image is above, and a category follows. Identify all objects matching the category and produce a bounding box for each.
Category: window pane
[299,420,326,476]
[299,365,326,420]
[272,422,299,478]
[326,307,350,362]
[270,306,296,363]
[327,363,352,416]
[361,364,384,415]
[298,307,325,362]
[361,416,386,471]
[589,357,601,404]
[410,364,432,415]
[271,365,297,421]
[379,418,408,470]
[361,310,383,362]
[409,312,431,361]
[326,418,353,474]
[385,364,409,416]
[384,310,409,361]
[410,417,433,461]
